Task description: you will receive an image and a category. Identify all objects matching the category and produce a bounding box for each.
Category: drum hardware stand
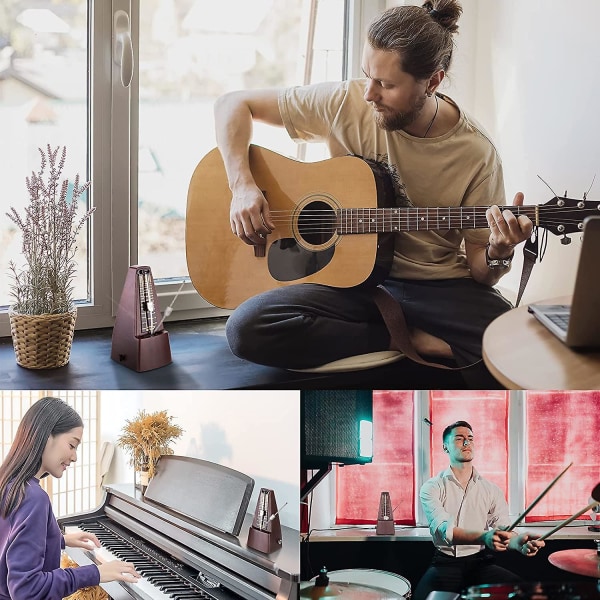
[376,491,396,535]
[111,265,172,372]
[312,567,331,590]
[247,488,283,554]
[588,502,600,532]
[301,464,332,501]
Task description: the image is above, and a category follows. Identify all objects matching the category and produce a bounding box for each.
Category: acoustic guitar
[186,145,598,309]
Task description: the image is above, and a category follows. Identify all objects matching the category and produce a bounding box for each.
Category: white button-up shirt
[420,466,510,557]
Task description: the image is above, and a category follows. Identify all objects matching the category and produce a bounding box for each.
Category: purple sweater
[0,478,100,600]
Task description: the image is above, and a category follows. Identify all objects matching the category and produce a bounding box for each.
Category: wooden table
[482,297,600,389]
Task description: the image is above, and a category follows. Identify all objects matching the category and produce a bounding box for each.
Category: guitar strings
[261,206,597,234]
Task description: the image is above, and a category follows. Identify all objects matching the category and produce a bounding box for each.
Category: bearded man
[212,1,532,386]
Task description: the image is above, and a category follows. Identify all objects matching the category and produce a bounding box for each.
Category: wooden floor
[0,317,472,390]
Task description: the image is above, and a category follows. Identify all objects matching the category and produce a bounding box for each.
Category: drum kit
[300,479,600,599]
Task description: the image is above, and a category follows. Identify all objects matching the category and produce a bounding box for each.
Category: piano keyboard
[67,520,243,600]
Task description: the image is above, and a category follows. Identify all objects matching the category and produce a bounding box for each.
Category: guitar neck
[338,205,537,234]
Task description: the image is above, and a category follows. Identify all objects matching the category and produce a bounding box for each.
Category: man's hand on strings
[486,192,534,259]
[230,183,274,246]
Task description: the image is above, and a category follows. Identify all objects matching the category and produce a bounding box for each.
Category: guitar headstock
[538,196,600,236]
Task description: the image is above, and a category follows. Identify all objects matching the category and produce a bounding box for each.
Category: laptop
[528,216,600,348]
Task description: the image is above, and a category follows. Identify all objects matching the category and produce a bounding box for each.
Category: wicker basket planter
[8,306,77,369]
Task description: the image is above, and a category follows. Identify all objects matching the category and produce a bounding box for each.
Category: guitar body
[186,145,396,309]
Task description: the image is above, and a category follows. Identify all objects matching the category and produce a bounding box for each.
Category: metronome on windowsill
[111,265,172,372]
[376,491,396,535]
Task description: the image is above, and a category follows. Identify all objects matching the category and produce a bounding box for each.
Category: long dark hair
[0,397,83,518]
[367,0,463,81]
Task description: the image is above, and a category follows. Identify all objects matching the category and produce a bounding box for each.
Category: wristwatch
[485,242,513,269]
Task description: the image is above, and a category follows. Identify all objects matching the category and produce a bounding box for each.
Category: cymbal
[299,582,344,598]
[549,549,600,578]
[300,582,405,600]
[299,582,404,599]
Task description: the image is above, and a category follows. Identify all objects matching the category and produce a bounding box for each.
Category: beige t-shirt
[278,79,506,280]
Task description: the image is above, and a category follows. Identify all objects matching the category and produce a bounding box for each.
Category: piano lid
[144,455,254,536]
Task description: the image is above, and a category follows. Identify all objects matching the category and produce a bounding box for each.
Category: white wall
[99,390,300,530]
[469,0,598,302]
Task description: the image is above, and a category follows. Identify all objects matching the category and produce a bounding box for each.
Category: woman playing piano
[0,397,140,600]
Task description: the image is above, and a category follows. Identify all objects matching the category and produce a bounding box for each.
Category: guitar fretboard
[337,205,538,234]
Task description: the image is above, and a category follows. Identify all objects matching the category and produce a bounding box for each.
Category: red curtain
[336,390,414,524]
[525,391,600,522]
[429,390,509,494]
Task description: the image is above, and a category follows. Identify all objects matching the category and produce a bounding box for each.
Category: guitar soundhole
[297,200,336,246]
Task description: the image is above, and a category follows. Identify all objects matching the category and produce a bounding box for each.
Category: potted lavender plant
[6,145,94,369]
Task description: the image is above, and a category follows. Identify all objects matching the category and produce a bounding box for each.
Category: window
[0,390,100,518]
[525,391,600,521]
[336,390,414,525]
[1,1,348,336]
[136,0,345,280]
[332,391,598,526]
[0,1,90,310]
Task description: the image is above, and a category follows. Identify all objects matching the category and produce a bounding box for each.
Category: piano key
[67,528,208,600]
[90,545,179,600]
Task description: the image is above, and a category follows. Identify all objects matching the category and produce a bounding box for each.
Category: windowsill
[305,525,600,542]
[0,317,475,390]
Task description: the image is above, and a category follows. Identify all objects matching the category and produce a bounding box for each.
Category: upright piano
[58,456,299,600]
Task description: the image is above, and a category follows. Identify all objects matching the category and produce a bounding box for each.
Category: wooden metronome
[111,265,172,372]
[375,491,396,535]
[247,488,282,554]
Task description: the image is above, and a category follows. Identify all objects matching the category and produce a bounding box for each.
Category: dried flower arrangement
[117,409,184,479]
[6,145,94,315]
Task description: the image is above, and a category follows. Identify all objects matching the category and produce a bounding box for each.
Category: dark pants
[412,550,521,600]
[225,278,513,387]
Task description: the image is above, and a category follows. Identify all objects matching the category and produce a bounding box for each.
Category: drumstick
[505,462,573,531]
[538,482,600,541]
[538,499,600,541]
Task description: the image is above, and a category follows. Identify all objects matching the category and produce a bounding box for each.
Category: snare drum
[462,581,600,599]
[326,569,411,598]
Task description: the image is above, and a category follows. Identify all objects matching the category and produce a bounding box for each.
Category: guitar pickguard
[267,238,335,281]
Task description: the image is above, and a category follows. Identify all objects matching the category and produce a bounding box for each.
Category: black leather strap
[515,233,539,307]
[371,285,477,371]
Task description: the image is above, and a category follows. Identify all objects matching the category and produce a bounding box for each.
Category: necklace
[422,94,439,138]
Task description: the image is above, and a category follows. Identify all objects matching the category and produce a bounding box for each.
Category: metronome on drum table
[376,491,396,535]
[247,488,283,554]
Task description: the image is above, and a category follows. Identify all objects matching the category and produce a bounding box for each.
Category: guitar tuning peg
[561,235,572,246]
